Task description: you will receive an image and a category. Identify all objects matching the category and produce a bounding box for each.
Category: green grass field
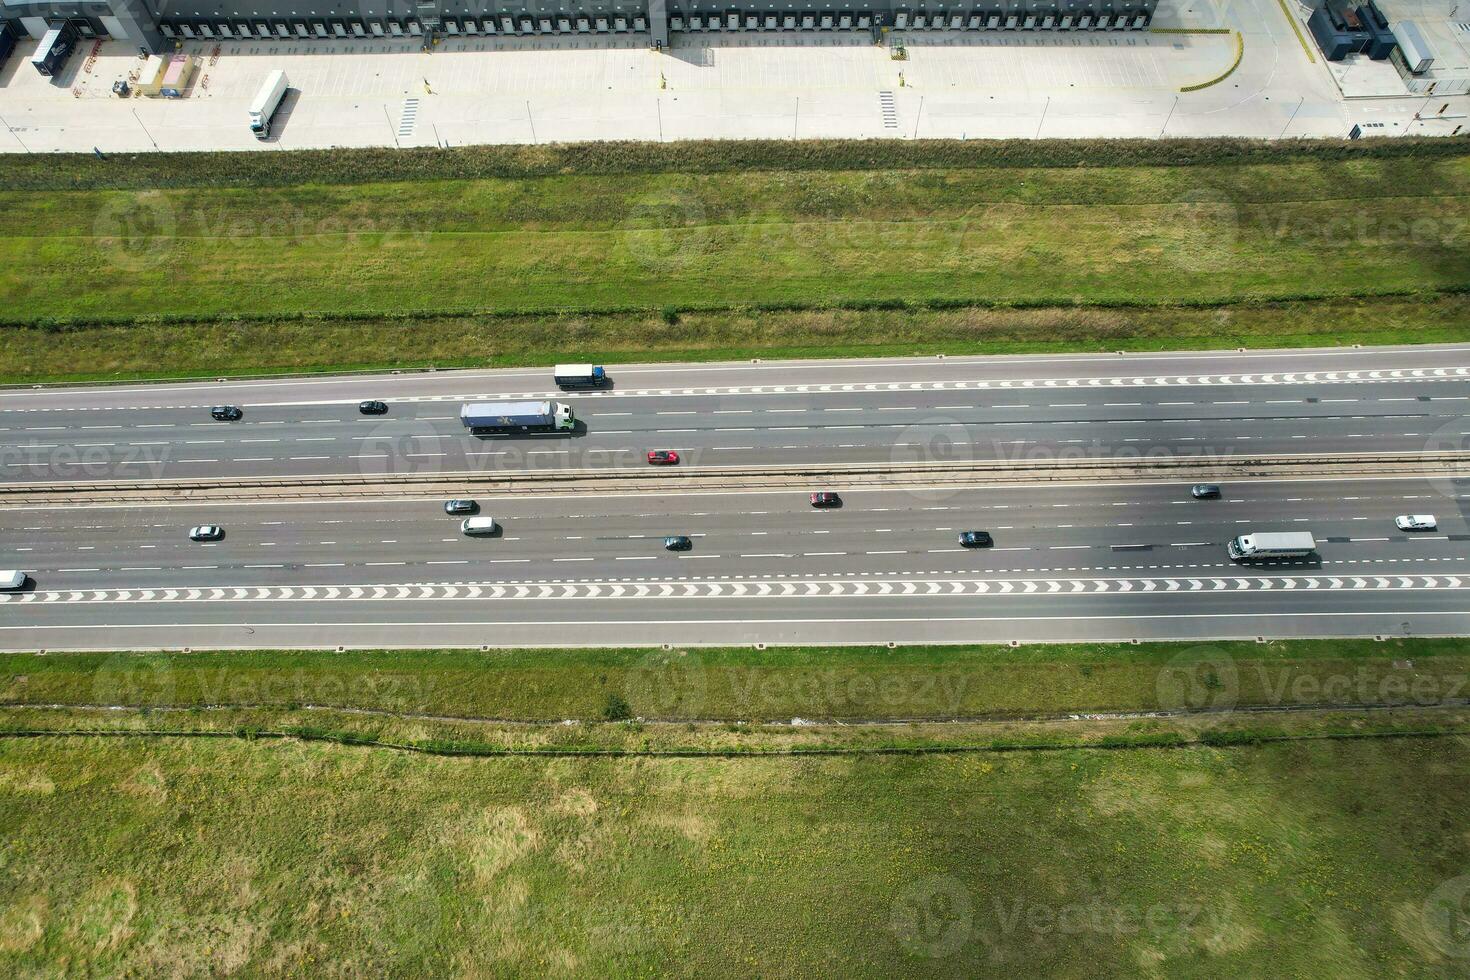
[2,157,1467,324]
[5,643,1470,972]
[3,730,1470,974]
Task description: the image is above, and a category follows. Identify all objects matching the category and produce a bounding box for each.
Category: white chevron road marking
[4,574,1470,605]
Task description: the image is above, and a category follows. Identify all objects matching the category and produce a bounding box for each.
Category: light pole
[1159,95,1179,139]
[131,108,158,150]
[1279,96,1305,139]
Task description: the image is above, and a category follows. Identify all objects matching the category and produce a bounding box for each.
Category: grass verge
[1,718,1469,973]
[5,638,1467,721]
[5,292,1470,385]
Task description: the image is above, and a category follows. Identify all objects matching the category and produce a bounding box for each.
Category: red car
[647,450,680,465]
[810,492,841,508]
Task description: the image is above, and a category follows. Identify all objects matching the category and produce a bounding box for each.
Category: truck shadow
[1234,556,1324,571]
[467,421,588,439]
[261,88,301,142]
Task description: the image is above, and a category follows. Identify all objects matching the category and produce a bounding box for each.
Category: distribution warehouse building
[0,0,1160,53]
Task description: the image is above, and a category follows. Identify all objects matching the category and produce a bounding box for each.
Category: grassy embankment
[2,725,1470,973]
[0,142,1467,382]
[5,640,1470,972]
[4,638,1469,722]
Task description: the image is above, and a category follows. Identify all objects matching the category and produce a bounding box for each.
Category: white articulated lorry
[248,70,289,140]
[460,401,576,435]
[1227,531,1316,561]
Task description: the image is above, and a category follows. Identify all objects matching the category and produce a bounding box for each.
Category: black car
[664,535,693,551]
[359,400,388,415]
[210,405,242,421]
[1191,484,1221,499]
[958,531,993,548]
[444,499,478,515]
[809,492,841,508]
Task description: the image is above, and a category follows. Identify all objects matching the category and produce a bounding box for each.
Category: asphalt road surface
[5,475,1469,648]
[5,346,1470,483]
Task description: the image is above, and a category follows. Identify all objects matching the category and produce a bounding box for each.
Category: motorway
[5,475,1470,648]
[5,346,1470,483]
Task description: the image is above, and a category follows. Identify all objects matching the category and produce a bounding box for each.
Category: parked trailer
[248,69,289,139]
[135,54,167,96]
[0,24,16,72]
[553,364,607,389]
[460,401,576,434]
[1227,531,1317,561]
[30,23,77,78]
[160,55,197,98]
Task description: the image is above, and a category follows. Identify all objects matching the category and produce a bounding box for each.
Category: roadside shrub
[601,693,632,722]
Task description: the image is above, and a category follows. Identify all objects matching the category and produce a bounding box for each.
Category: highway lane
[4,346,1470,482]
[5,476,1470,647]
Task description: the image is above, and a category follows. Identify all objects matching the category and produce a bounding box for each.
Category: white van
[0,570,29,590]
[460,517,498,536]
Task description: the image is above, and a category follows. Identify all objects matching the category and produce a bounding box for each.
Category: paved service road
[4,346,1470,483]
[5,475,1469,648]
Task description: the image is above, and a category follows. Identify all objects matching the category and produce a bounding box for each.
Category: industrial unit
[0,0,1158,55]
[1307,0,1397,61]
[1307,0,1470,96]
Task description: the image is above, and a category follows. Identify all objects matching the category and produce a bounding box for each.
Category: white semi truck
[460,401,576,435]
[1227,531,1316,561]
[248,70,289,140]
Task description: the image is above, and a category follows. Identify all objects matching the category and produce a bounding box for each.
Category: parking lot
[0,0,1465,152]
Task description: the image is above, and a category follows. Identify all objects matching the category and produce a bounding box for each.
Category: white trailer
[1227,532,1316,561]
[248,70,289,140]
[460,400,576,434]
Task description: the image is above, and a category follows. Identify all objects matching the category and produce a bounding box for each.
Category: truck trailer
[30,23,76,78]
[460,401,576,435]
[0,24,17,73]
[1227,531,1317,561]
[248,70,289,139]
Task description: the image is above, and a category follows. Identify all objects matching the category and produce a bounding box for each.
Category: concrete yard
[0,0,1466,152]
